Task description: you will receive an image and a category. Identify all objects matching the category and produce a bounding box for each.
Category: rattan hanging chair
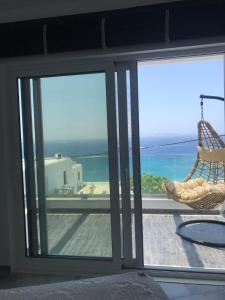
[163,120,225,210]
[162,95,225,248]
[163,120,225,247]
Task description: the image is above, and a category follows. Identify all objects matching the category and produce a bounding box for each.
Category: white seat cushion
[164,178,225,202]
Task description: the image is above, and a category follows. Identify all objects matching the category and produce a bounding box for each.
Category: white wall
[45,158,82,195]
[0,0,183,23]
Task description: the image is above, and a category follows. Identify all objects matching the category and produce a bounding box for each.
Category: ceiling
[0,0,184,23]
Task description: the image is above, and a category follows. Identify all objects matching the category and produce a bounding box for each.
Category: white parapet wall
[46,196,224,212]
[46,196,193,211]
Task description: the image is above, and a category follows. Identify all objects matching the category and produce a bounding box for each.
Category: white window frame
[4,59,122,275]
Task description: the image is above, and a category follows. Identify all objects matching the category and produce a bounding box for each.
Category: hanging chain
[199,94,224,120]
[200,98,204,119]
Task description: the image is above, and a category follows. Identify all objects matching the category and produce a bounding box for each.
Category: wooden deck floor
[143,214,225,269]
[47,213,225,269]
[47,214,112,258]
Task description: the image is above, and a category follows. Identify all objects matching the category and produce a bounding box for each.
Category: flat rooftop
[44,157,73,166]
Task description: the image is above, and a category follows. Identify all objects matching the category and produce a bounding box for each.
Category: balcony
[45,195,225,269]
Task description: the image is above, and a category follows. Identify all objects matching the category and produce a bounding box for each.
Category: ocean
[44,137,198,182]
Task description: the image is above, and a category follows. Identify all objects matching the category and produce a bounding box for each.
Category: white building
[44,155,83,195]
[22,155,83,196]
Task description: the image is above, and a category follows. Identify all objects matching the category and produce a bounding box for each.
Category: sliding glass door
[13,62,121,273]
[116,54,225,273]
[8,50,225,275]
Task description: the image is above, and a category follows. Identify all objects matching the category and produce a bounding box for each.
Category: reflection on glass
[20,72,113,258]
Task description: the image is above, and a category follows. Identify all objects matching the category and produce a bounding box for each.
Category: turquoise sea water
[74,155,197,182]
[44,137,198,182]
[74,154,196,182]
[140,154,196,181]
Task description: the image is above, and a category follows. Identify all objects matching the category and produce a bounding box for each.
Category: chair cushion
[164,178,225,202]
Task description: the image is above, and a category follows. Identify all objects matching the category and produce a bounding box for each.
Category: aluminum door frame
[116,61,144,269]
[5,59,122,275]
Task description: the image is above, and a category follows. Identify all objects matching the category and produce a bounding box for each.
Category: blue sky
[40,55,224,141]
[138,55,224,137]
[41,72,108,141]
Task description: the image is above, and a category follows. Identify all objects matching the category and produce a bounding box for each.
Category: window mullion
[32,78,48,256]
[20,79,39,256]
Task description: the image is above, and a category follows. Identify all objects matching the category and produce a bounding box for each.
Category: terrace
[44,119,225,270]
[41,113,225,271]
[46,197,225,269]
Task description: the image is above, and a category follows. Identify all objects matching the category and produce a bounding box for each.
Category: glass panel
[126,70,136,259]
[115,71,124,258]
[20,72,113,259]
[138,55,225,269]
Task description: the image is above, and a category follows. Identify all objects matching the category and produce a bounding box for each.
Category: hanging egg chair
[163,95,225,209]
[163,119,225,209]
[162,95,225,247]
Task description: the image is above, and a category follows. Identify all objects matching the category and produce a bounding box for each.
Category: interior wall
[0,171,9,266]
[0,0,182,23]
[0,70,10,266]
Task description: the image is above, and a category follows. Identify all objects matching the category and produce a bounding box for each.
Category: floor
[159,281,225,300]
[143,214,225,268]
[48,213,112,257]
[0,268,224,299]
[47,213,225,269]
[1,212,225,298]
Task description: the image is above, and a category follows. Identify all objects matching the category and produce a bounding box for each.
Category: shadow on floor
[173,214,204,268]
[49,214,88,254]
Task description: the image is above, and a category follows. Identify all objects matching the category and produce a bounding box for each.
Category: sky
[138,55,224,138]
[40,55,224,141]
[41,72,108,141]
